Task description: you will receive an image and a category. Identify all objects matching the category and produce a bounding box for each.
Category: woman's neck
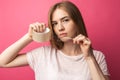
[61,41,82,56]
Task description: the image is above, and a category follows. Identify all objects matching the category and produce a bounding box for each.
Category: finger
[83,38,91,45]
[77,36,85,44]
[30,23,37,32]
[29,24,35,38]
[73,35,79,44]
[41,23,46,32]
[35,22,41,32]
[73,34,85,44]
[73,34,82,43]
[36,22,45,32]
[29,24,36,32]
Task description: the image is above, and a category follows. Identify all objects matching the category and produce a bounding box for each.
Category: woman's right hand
[28,22,46,40]
[0,22,47,68]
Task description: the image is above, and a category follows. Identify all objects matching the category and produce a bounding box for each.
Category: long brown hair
[48,1,88,49]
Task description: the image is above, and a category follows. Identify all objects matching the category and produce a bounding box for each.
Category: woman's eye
[63,19,69,22]
[52,23,57,27]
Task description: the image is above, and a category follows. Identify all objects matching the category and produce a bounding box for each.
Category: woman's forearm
[0,34,32,67]
[86,55,106,80]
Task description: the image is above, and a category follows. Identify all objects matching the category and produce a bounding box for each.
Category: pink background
[0,0,120,80]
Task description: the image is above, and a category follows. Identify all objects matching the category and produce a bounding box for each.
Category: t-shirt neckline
[58,50,84,61]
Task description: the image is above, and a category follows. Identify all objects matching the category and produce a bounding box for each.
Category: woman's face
[52,8,78,41]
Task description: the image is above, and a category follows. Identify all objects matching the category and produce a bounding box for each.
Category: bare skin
[0,8,109,80]
[52,8,109,80]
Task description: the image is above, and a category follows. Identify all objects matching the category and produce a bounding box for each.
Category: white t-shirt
[26,46,109,80]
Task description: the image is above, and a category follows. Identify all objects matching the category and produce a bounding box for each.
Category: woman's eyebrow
[52,16,69,22]
[60,16,69,20]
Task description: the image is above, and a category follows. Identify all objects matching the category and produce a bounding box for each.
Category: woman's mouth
[59,33,67,38]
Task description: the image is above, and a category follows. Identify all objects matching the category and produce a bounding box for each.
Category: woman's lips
[59,33,67,38]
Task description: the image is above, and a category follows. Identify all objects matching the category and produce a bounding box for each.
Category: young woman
[0,1,110,80]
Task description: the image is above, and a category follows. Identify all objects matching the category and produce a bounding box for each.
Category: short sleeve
[26,47,44,70]
[93,50,110,76]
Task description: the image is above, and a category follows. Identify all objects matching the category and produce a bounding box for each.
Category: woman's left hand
[73,34,92,57]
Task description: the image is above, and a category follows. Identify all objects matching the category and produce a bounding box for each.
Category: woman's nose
[58,22,65,31]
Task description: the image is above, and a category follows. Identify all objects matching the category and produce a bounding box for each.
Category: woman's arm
[0,34,32,67]
[73,34,110,80]
[0,22,46,68]
[86,53,109,80]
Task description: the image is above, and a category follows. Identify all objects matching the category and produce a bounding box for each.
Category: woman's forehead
[52,8,70,21]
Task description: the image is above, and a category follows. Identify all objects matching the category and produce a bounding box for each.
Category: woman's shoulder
[26,45,54,55]
[93,50,106,62]
[35,45,56,54]
[93,50,105,57]
[26,45,56,61]
[31,45,53,51]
